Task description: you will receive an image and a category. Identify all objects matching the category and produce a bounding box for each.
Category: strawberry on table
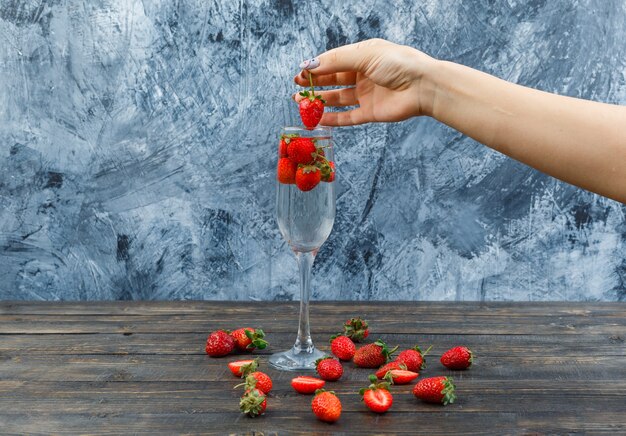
[343,317,369,342]
[311,389,342,423]
[330,335,356,361]
[299,72,325,129]
[227,359,256,377]
[230,327,269,352]
[291,376,326,394]
[295,165,321,192]
[244,372,273,395]
[396,345,432,372]
[385,369,419,385]
[315,357,343,381]
[205,330,234,357]
[239,388,267,417]
[375,361,406,379]
[353,339,398,368]
[277,158,297,184]
[360,375,393,414]
[413,376,457,405]
[441,346,473,370]
[235,360,273,394]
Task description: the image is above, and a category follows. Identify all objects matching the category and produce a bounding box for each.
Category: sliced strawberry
[363,388,393,413]
[291,376,326,394]
[386,369,419,385]
[228,359,255,377]
[375,361,406,379]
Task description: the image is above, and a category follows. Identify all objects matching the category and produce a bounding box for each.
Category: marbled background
[0,0,624,301]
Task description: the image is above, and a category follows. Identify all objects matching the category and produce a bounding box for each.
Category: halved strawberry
[228,359,256,377]
[386,369,419,385]
[375,361,406,379]
[359,375,393,414]
[291,376,326,394]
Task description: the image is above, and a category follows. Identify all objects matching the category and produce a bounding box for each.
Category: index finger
[299,40,379,76]
[293,71,357,87]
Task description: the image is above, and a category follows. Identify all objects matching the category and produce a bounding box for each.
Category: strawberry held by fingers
[299,72,325,129]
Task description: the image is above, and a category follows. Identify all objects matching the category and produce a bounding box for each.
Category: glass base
[268,346,326,371]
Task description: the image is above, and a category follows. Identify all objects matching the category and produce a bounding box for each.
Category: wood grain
[0,301,624,434]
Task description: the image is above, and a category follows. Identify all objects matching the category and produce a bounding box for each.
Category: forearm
[425,60,626,203]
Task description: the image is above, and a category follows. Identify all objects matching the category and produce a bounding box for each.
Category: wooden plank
[0,410,623,435]
[0,411,520,435]
[1,300,624,317]
[0,380,624,415]
[1,353,624,382]
[1,313,624,335]
[1,332,624,356]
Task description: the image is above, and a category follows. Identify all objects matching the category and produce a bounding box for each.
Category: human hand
[294,39,437,126]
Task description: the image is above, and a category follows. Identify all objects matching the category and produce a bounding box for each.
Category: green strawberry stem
[308,72,315,97]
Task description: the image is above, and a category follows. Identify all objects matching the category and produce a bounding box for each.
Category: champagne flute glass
[269,126,336,370]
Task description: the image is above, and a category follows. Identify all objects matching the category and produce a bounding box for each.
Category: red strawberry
[277,157,297,184]
[230,328,269,351]
[322,161,335,182]
[246,372,273,394]
[228,359,256,377]
[315,357,343,381]
[375,361,406,379]
[396,345,432,372]
[343,317,369,342]
[239,388,266,417]
[295,165,321,192]
[330,335,356,361]
[205,330,234,357]
[287,137,317,165]
[353,340,397,368]
[386,369,419,385]
[279,138,289,157]
[291,376,326,394]
[413,376,457,405]
[440,346,473,370]
[299,73,325,129]
[311,389,341,423]
[237,372,273,395]
[360,375,393,414]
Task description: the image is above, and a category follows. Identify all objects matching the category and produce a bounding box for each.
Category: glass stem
[293,250,316,353]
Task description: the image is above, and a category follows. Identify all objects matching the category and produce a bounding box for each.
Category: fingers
[300,39,382,76]
[294,88,357,107]
[320,108,369,126]
[294,71,357,87]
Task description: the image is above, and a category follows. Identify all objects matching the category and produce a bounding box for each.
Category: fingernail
[299,57,320,70]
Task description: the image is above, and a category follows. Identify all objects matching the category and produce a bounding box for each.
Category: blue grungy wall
[0,0,624,301]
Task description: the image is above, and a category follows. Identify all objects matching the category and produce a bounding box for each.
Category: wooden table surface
[0,301,625,435]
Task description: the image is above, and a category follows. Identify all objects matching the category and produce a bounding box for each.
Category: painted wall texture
[0,0,624,301]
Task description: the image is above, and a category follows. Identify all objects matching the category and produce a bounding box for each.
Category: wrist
[409,48,440,118]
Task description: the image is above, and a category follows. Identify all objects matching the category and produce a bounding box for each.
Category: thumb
[299,39,382,75]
